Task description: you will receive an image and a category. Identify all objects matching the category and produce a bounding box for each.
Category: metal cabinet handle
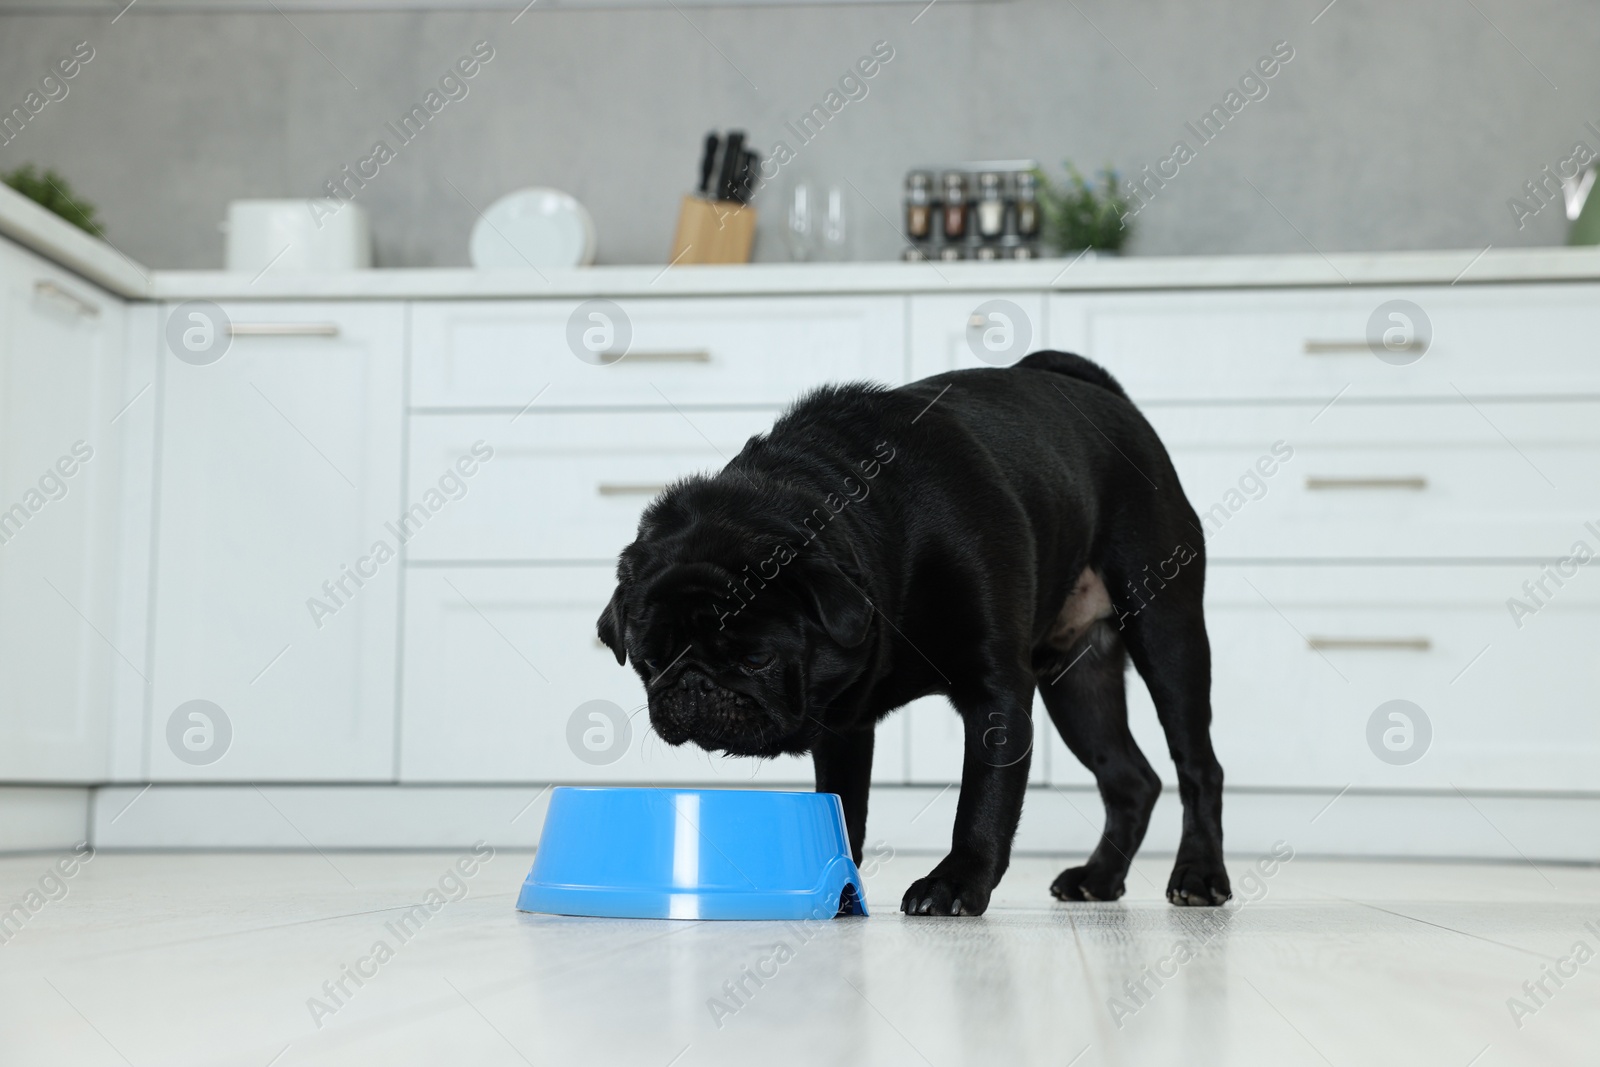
[968,313,988,328]
[597,483,668,497]
[34,279,100,317]
[1304,340,1426,355]
[1306,476,1428,491]
[613,349,710,364]
[227,323,341,337]
[1307,636,1432,651]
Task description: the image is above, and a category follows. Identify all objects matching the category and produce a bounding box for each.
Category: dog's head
[597,479,873,758]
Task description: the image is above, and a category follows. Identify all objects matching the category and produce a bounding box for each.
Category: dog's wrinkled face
[597,503,872,758]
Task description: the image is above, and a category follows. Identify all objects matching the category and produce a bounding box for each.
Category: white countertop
[6,183,1600,302]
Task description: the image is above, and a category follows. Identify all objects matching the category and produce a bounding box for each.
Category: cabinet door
[401,565,907,785]
[908,293,1047,380]
[411,296,907,408]
[0,240,127,781]
[151,303,403,780]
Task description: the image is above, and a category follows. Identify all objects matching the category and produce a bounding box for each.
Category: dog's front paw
[901,868,993,916]
[1166,859,1231,906]
[1049,864,1126,902]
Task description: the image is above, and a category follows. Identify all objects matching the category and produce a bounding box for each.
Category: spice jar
[976,172,1006,240]
[1014,171,1041,240]
[941,171,969,241]
[905,171,934,242]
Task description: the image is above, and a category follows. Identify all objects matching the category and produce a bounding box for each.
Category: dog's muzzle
[650,669,768,750]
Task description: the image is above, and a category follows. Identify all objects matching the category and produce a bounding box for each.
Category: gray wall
[1,0,1595,269]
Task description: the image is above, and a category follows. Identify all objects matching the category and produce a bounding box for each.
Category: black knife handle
[717,131,745,202]
[698,133,719,196]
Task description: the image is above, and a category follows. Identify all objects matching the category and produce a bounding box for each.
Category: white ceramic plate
[469,187,596,269]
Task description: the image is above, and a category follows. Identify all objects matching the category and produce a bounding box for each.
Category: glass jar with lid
[976,172,1007,240]
[905,171,934,242]
[941,171,970,242]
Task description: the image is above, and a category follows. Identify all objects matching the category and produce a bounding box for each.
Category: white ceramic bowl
[224,199,371,273]
[469,187,595,269]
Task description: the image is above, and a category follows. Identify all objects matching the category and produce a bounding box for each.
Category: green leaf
[2,164,105,238]
[1036,161,1130,253]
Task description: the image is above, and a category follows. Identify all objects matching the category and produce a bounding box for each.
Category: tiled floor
[2,847,1596,1067]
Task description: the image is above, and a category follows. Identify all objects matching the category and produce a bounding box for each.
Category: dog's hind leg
[1115,563,1231,907]
[1039,620,1161,901]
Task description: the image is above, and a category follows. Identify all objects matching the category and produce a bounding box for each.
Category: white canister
[223,199,372,272]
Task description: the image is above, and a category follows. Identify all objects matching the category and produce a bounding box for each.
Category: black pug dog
[597,350,1229,915]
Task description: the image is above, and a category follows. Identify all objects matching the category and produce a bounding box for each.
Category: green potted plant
[1035,162,1129,254]
[2,164,104,237]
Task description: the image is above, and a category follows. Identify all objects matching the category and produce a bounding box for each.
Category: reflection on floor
[1,848,1596,1066]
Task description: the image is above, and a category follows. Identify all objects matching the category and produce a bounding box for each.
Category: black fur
[599,351,1230,914]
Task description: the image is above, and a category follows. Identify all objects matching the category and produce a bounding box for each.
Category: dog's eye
[739,651,774,672]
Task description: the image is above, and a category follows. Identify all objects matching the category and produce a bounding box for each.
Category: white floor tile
[1,849,1596,1066]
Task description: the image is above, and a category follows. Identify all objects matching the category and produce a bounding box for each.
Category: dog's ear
[802,552,873,649]
[597,585,629,665]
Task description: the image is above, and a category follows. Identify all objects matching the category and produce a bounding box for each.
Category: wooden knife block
[670,195,757,265]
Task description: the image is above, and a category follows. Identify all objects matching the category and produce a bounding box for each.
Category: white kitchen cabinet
[410,296,907,408]
[908,292,1047,379]
[1146,401,1600,559]
[1048,565,1600,793]
[404,408,781,562]
[1048,285,1600,402]
[8,198,1600,856]
[0,238,131,782]
[399,293,912,787]
[400,565,908,785]
[150,303,403,780]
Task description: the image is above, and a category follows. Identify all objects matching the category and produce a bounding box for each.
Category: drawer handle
[1306,476,1428,491]
[1303,340,1426,355]
[1307,636,1432,652]
[597,483,668,497]
[34,279,100,317]
[227,322,341,337]
[616,349,710,364]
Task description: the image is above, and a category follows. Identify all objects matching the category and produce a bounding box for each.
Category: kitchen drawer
[410,296,906,407]
[400,566,907,784]
[404,409,778,561]
[1048,284,1600,401]
[1048,565,1600,792]
[907,292,1047,379]
[1147,401,1600,558]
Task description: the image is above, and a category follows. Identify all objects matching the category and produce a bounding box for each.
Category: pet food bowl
[516,787,868,921]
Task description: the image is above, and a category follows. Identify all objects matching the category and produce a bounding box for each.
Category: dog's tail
[1015,349,1129,401]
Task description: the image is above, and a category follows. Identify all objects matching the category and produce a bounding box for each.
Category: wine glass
[785,182,815,262]
[821,184,850,261]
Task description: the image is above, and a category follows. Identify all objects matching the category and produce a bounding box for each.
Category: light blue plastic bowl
[516,787,868,921]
